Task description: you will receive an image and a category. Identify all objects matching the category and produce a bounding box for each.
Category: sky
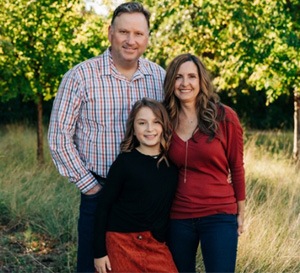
[85,0,123,15]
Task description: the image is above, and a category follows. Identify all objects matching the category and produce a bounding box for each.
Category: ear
[108,25,112,43]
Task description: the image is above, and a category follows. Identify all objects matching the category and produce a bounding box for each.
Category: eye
[136,32,144,36]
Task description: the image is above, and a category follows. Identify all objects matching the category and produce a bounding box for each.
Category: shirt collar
[103,48,153,80]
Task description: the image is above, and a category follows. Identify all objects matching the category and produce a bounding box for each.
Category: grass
[0,125,299,272]
[237,131,300,273]
[0,124,78,272]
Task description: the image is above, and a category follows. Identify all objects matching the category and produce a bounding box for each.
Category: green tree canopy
[0,0,108,163]
[0,0,108,102]
[146,0,299,104]
[1,0,299,159]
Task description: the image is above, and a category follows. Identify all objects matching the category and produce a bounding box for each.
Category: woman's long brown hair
[163,53,224,140]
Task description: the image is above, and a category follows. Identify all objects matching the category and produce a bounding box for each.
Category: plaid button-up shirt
[48,49,165,193]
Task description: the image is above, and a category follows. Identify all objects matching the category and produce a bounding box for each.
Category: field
[0,124,299,273]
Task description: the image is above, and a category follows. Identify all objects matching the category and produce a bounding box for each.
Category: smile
[144,134,157,138]
[123,47,137,51]
[179,89,192,93]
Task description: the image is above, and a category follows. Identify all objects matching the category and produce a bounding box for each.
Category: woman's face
[174,61,200,104]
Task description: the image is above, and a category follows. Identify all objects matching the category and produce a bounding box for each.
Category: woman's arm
[237,200,245,235]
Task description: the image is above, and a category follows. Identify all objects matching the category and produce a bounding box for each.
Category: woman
[164,54,246,273]
[94,98,178,273]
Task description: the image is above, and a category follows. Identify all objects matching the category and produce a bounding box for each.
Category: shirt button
[137,235,143,240]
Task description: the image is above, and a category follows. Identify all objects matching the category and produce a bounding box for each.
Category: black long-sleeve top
[94,149,178,258]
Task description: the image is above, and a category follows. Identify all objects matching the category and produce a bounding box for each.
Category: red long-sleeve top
[168,105,245,219]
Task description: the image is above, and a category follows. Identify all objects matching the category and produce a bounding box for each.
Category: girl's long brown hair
[120,97,172,166]
[163,53,224,140]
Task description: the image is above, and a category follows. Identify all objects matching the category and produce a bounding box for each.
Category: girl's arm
[94,156,125,258]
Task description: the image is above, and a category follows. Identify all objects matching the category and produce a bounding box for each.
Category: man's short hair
[111,2,150,28]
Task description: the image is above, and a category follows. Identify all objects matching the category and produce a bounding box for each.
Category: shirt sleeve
[94,156,125,258]
[47,69,98,193]
[224,107,246,201]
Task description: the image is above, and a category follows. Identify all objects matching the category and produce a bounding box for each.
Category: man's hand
[85,184,102,195]
[94,256,111,273]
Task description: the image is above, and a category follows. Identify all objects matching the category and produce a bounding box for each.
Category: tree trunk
[293,90,300,161]
[37,93,44,164]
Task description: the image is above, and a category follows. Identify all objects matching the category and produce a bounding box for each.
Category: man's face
[108,12,149,67]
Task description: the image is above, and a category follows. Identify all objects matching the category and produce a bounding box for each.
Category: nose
[181,76,189,86]
[146,122,153,131]
[126,33,135,44]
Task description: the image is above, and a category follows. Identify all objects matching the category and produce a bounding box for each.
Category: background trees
[0,0,299,161]
[0,0,108,163]
[124,0,300,158]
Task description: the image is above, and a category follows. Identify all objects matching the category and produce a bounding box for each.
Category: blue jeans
[77,191,101,273]
[167,214,238,273]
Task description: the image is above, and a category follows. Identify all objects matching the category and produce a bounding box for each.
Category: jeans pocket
[81,189,101,200]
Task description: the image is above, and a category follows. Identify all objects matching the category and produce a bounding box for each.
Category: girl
[94,98,178,273]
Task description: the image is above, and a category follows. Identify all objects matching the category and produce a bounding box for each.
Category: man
[47,2,165,272]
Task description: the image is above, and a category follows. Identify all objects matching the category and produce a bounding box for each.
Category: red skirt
[105,231,178,273]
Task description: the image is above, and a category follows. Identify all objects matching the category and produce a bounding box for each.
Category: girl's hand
[94,255,111,273]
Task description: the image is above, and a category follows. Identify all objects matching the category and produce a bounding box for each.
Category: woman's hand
[237,200,245,235]
[237,213,244,235]
[94,255,111,273]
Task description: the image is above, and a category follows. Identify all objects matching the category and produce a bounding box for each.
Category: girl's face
[134,106,163,154]
[174,61,200,103]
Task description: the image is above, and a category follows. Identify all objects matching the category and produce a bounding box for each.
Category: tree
[0,0,108,163]
[145,0,300,159]
[1,0,299,161]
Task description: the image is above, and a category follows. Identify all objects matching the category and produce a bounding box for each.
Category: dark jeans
[77,190,101,273]
[167,214,238,273]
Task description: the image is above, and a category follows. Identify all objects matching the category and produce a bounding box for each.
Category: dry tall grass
[0,125,299,272]
[236,131,300,273]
